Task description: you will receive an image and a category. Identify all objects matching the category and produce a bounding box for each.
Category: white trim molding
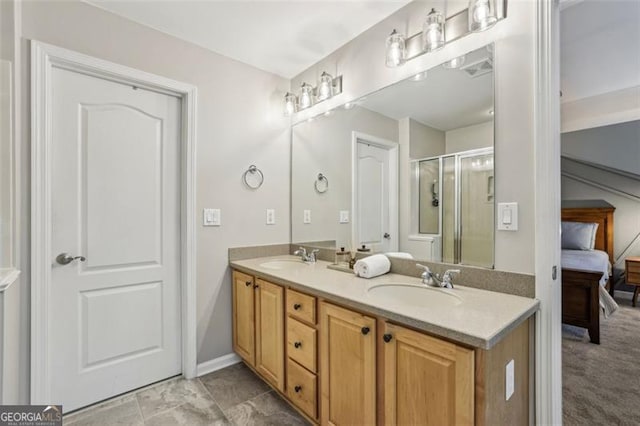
[534,0,563,424]
[30,40,198,404]
[196,353,242,377]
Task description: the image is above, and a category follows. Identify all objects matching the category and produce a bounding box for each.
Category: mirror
[291,44,495,268]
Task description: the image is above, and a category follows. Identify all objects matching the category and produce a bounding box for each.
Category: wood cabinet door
[383,323,474,426]
[255,279,285,391]
[320,302,376,426]
[232,271,255,366]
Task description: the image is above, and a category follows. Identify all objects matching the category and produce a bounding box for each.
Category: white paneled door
[355,139,397,253]
[50,67,182,411]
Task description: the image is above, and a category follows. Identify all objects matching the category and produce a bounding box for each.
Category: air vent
[460,58,493,78]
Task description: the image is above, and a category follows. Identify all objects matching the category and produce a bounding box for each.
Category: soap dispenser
[335,247,349,267]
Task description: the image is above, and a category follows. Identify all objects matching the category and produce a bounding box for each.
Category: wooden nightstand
[625,257,640,307]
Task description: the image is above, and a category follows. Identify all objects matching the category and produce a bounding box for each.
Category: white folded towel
[354,254,391,279]
[385,252,414,259]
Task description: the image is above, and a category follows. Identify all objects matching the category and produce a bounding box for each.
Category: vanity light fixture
[283,92,298,116]
[299,83,314,110]
[442,54,466,69]
[317,72,334,101]
[423,8,445,52]
[468,0,498,32]
[283,74,343,115]
[383,1,506,67]
[385,29,407,68]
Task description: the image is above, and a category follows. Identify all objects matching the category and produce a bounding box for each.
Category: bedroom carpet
[563,297,640,425]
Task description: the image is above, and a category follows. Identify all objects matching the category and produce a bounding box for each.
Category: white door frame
[351,131,399,252]
[30,41,198,404]
[534,0,562,424]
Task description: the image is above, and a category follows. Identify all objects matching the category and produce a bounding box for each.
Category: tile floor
[63,362,310,425]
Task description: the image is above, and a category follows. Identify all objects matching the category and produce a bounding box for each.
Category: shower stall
[416,148,494,268]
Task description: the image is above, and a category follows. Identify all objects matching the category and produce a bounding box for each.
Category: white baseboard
[196,353,242,377]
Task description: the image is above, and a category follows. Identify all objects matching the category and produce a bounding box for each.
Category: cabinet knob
[253,284,259,289]
[294,341,302,349]
[294,385,302,393]
[383,333,393,343]
[361,326,370,335]
[245,281,252,287]
[293,303,302,310]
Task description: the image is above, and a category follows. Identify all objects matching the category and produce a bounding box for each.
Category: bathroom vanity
[230,255,538,426]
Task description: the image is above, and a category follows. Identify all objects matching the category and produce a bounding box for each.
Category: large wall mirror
[291,44,495,268]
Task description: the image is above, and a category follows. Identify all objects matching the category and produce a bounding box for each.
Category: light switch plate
[339,210,349,224]
[505,359,515,401]
[203,208,221,226]
[497,202,518,231]
[266,209,276,225]
[303,210,311,224]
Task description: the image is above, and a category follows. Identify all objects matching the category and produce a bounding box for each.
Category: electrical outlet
[266,209,276,225]
[339,210,349,224]
[303,210,311,224]
[505,359,515,401]
[203,208,221,226]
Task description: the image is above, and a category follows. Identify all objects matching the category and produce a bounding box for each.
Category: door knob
[56,253,86,265]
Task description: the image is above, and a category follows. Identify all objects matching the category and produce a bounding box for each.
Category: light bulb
[316,72,334,101]
[468,0,497,32]
[283,92,297,116]
[410,71,428,82]
[442,55,466,69]
[299,83,314,110]
[423,8,444,52]
[385,29,406,68]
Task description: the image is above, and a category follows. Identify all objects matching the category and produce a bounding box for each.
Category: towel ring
[243,165,264,189]
[315,173,329,193]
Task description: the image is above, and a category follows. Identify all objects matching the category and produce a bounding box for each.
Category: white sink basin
[367,283,462,308]
[259,259,308,270]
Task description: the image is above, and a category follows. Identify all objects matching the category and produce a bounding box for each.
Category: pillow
[561,221,599,251]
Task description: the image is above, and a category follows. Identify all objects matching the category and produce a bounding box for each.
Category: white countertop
[230,255,539,349]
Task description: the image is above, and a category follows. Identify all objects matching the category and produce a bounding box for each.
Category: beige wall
[445,120,494,153]
[291,106,398,248]
[15,0,290,401]
[561,120,640,176]
[409,119,445,159]
[291,0,536,274]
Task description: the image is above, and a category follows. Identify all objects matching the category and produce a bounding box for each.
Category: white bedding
[561,249,618,317]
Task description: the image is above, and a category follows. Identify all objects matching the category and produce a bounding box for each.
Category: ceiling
[84,0,412,79]
[560,0,640,103]
[360,46,494,131]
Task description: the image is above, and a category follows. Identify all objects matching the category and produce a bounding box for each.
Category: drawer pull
[383,333,393,343]
[294,341,302,349]
[361,326,370,335]
[294,385,302,393]
[245,281,252,287]
[293,303,302,310]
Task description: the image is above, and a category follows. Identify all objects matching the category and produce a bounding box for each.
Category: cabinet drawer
[287,289,316,324]
[287,359,317,420]
[627,270,640,285]
[287,317,317,372]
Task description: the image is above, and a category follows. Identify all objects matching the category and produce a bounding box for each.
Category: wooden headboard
[561,200,615,264]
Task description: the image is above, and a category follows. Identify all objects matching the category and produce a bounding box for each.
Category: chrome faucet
[293,247,320,263]
[416,264,460,289]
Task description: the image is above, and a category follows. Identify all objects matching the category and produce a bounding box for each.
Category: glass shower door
[459,153,494,268]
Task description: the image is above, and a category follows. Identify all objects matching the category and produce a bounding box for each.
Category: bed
[561,199,616,344]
